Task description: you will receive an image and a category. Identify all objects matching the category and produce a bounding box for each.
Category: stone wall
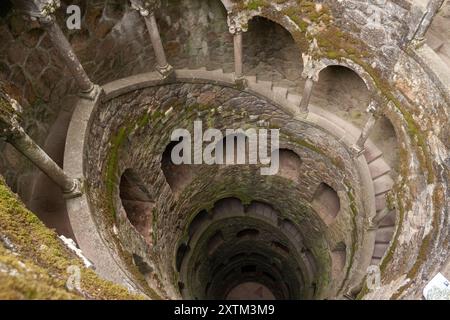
[85,82,370,298]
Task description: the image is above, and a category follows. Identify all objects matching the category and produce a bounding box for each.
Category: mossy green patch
[337,184,359,294]
[0,176,144,300]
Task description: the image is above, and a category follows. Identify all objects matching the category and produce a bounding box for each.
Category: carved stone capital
[130,0,161,17]
[301,54,325,82]
[14,0,61,24]
[366,100,382,117]
[227,11,250,34]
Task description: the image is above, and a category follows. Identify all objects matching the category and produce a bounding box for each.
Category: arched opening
[188,210,209,237]
[245,201,279,224]
[162,0,232,71]
[176,243,189,272]
[313,65,371,129]
[161,139,194,196]
[0,0,12,18]
[245,16,303,93]
[207,230,225,255]
[331,243,347,279]
[277,149,302,183]
[280,218,304,247]
[311,183,340,225]
[119,169,155,245]
[369,115,400,177]
[237,228,260,239]
[271,241,290,255]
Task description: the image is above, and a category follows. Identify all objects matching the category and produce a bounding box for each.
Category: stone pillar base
[157,63,174,79]
[350,144,365,158]
[234,76,247,89]
[78,84,103,101]
[63,178,84,199]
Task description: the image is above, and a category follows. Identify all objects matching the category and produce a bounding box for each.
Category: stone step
[368,157,391,180]
[247,79,273,93]
[210,69,234,83]
[287,93,301,106]
[373,174,394,196]
[246,75,257,84]
[371,257,381,265]
[375,225,395,243]
[271,86,289,100]
[372,243,390,259]
[364,146,383,164]
[378,210,396,227]
[375,194,387,211]
[256,80,274,91]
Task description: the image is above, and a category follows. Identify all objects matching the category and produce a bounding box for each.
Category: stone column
[410,0,446,42]
[0,90,82,199]
[299,54,323,114]
[14,0,100,99]
[352,101,380,156]
[130,0,173,78]
[233,32,244,81]
[228,12,249,87]
[299,77,315,113]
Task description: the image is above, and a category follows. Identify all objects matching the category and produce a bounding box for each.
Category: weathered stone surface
[0,0,448,301]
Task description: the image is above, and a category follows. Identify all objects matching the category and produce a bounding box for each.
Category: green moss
[337,184,359,294]
[0,176,144,300]
[105,126,129,219]
[389,185,444,299]
[356,280,369,300]
[246,0,268,10]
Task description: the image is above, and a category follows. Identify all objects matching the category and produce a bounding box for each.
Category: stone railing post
[409,0,446,43]
[0,89,82,198]
[299,54,323,115]
[227,11,249,88]
[14,0,100,100]
[130,0,174,78]
[352,101,380,156]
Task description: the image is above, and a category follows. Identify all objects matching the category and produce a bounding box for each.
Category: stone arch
[369,114,400,177]
[207,230,225,255]
[317,58,379,94]
[271,241,290,255]
[244,15,303,91]
[176,243,189,272]
[188,210,209,237]
[0,0,13,18]
[314,64,371,129]
[161,139,194,196]
[311,182,341,225]
[276,148,302,183]
[331,243,347,280]
[236,228,260,239]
